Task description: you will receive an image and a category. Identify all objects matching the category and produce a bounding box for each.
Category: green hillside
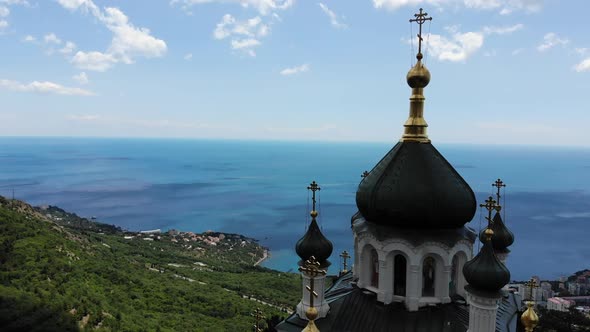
[0,196,300,331]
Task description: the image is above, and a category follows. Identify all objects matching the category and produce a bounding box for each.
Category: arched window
[422,256,436,297]
[393,254,406,296]
[370,249,379,287]
[450,254,459,296]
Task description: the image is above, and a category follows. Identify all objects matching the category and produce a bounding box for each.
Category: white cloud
[22,34,35,42]
[170,0,294,16]
[44,33,62,44]
[60,41,77,54]
[68,114,99,121]
[214,14,267,40]
[214,14,270,56]
[56,0,99,12]
[0,0,30,5]
[372,0,425,11]
[72,72,89,84]
[0,78,95,96]
[103,7,167,64]
[71,51,117,71]
[511,48,524,55]
[372,0,543,14]
[231,38,260,49]
[426,29,484,62]
[318,3,346,29]
[280,63,309,76]
[56,0,167,71]
[482,23,523,35]
[574,58,590,73]
[0,0,28,30]
[184,53,193,60]
[537,32,569,52]
[175,1,288,57]
[464,0,502,9]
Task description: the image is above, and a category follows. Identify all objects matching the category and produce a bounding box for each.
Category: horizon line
[1,135,589,149]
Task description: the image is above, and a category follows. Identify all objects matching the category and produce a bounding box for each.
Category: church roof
[355,140,476,229]
[295,217,333,266]
[464,229,511,293]
[276,271,520,332]
[479,211,514,253]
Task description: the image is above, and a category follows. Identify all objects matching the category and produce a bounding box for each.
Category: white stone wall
[352,220,473,312]
[465,290,500,332]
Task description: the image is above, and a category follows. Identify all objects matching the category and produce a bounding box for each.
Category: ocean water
[1,137,589,280]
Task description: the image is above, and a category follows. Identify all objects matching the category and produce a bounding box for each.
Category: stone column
[442,265,452,303]
[377,259,391,303]
[465,288,501,332]
[406,264,420,311]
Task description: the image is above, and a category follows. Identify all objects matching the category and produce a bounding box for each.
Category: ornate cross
[307,181,321,211]
[479,196,497,225]
[251,308,265,332]
[492,178,506,205]
[340,250,351,274]
[409,8,433,60]
[299,256,326,278]
[524,277,540,302]
[306,284,319,308]
[299,256,327,308]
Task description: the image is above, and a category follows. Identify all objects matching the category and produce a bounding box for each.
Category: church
[276,9,539,332]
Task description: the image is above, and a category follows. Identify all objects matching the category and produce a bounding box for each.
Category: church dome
[479,211,514,252]
[406,61,430,89]
[295,214,333,266]
[355,141,476,228]
[463,229,510,293]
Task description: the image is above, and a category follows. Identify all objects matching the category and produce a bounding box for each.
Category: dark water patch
[0,179,42,188]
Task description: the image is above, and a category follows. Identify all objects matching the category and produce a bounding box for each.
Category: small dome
[479,211,514,252]
[407,61,431,89]
[463,230,510,293]
[295,217,333,266]
[356,141,476,229]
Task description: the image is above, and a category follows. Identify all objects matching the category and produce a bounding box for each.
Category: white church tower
[352,7,477,312]
[464,196,511,332]
[294,181,333,320]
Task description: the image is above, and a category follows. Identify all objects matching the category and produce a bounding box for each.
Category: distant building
[547,297,573,312]
[569,282,582,296]
[139,229,161,234]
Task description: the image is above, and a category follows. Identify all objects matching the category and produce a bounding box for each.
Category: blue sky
[0,0,589,146]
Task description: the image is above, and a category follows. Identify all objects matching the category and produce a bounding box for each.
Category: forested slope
[0,196,299,331]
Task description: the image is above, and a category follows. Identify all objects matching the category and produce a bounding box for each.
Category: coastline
[254,249,269,267]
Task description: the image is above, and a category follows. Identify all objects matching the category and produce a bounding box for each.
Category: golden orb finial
[521,301,539,332]
[302,307,320,332]
[310,210,318,218]
[401,9,433,143]
[406,62,431,89]
[484,227,494,240]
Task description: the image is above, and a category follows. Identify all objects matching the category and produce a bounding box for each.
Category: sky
[0,0,589,146]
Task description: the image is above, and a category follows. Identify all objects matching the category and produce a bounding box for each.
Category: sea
[0,136,589,281]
